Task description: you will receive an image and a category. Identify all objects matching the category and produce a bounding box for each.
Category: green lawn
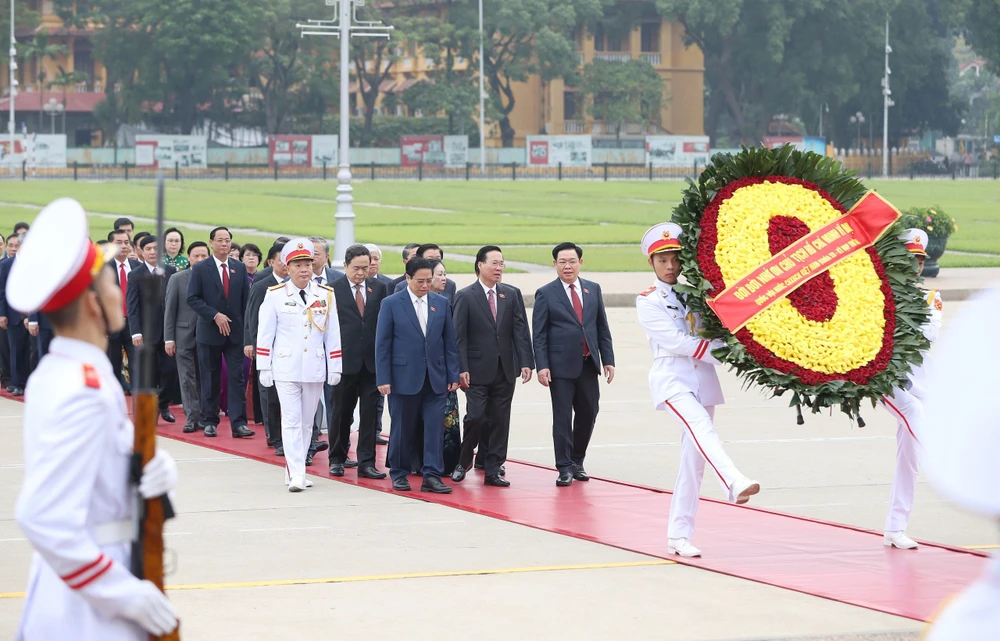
[0,179,996,271]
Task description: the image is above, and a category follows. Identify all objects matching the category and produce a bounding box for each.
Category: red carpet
[148,410,986,623]
[3,387,985,622]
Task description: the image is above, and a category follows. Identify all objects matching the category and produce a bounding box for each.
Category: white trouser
[880,388,922,532]
[276,381,325,484]
[665,392,746,541]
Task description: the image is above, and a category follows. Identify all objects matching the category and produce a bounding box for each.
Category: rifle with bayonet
[131,175,180,641]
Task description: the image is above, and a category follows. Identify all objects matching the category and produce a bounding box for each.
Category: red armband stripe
[60,554,107,582]
[693,340,708,360]
[67,556,114,590]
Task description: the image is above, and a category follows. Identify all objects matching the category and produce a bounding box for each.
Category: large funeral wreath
[672,145,930,418]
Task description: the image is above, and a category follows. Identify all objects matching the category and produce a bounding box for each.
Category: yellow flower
[714,181,886,374]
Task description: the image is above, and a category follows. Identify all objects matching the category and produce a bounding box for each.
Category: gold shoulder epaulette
[268,283,284,291]
[639,286,657,297]
[319,283,335,291]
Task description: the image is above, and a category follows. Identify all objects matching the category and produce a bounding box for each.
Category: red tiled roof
[0,92,105,113]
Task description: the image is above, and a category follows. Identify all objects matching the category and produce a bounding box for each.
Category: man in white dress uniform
[256,238,343,492]
[879,228,943,550]
[635,222,760,558]
[11,198,179,640]
[919,286,1000,640]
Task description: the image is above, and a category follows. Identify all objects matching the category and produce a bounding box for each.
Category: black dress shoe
[329,463,345,477]
[375,434,388,445]
[556,471,574,487]
[183,424,197,433]
[314,441,329,453]
[484,475,510,487]
[160,410,176,423]
[358,466,387,480]
[11,388,23,397]
[392,477,411,491]
[344,458,358,469]
[421,477,452,494]
[573,467,590,482]
[499,465,506,477]
[275,446,284,457]
[450,464,467,483]
[305,454,314,466]
[204,425,217,437]
[232,425,255,438]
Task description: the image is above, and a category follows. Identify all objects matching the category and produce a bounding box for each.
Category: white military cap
[641,222,683,257]
[920,286,1000,516]
[7,198,115,315]
[281,237,314,264]
[898,228,929,257]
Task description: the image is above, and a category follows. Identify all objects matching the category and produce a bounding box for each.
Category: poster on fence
[527,135,592,167]
[443,136,469,168]
[645,136,711,167]
[0,134,67,168]
[269,135,339,168]
[135,135,208,168]
[762,136,827,155]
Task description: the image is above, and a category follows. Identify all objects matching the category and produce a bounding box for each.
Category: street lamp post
[881,16,893,177]
[850,111,865,151]
[8,0,16,176]
[43,97,63,135]
[297,0,392,266]
[478,0,486,173]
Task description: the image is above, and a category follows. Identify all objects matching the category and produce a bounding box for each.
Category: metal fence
[2,159,998,181]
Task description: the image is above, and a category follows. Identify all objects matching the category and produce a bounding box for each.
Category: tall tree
[20,32,68,132]
[963,0,1000,73]
[582,59,663,139]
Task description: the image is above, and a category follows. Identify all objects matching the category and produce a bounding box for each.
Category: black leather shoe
[344,458,358,469]
[275,446,284,457]
[392,478,411,492]
[375,434,388,445]
[358,466,387,480]
[556,471,573,487]
[160,410,176,423]
[451,464,467,483]
[204,425,217,437]
[314,441,329,453]
[484,475,510,487]
[329,463,345,477]
[421,477,453,494]
[499,465,506,477]
[11,388,24,397]
[183,424,197,433]
[232,425,255,438]
[305,454,314,466]
[573,467,590,482]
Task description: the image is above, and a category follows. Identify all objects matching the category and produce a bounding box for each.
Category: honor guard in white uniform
[635,223,760,558]
[879,229,943,550]
[918,286,1000,640]
[256,238,343,491]
[10,199,179,640]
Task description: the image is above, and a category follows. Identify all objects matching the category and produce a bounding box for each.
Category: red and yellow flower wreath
[673,146,930,418]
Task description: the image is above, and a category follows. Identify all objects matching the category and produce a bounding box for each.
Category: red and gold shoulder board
[319,284,335,292]
[639,286,657,297]
[82,364,101,389]
[268,283,283,291]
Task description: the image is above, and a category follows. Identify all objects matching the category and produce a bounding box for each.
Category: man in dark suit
[186,226,254,439]
[451,246,534,486]
[0,252,28,396]
[253,236,291,284]
[106,228,142,391]
[533,242,616,486]
[376,257,460,494]
[366,244,393,444]
[126,234,178,422]
[388,243,420,293]
[245,242,288,452]
[27,312,53,358]
[393,244,457,303]
[165,241,210,433]
[331,244,387,479]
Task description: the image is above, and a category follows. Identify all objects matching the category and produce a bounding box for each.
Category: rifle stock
[131,175,180,641]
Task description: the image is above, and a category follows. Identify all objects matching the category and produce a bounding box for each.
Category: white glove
[327,372,341,387]
[708,338,727,352]
[259,370,274,387]
[120,580,178,636]
[138,450,178,499]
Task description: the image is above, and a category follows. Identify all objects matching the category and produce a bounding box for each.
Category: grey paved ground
[0,304,993,640]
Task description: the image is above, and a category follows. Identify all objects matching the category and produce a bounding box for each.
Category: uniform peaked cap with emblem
[898,228,929,257]
[281,237,314,264]
[641,222,683,257]
[7,198,117,315]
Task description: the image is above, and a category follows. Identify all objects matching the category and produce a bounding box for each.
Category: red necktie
[570,284,590,357]
[221,261,230,298]
[119,263,127,315]
[355,285,365,317]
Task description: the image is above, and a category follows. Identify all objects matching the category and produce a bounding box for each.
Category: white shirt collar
[116,257,130,270]
[562,278,582,292]
[313,270,326,284]
[214,256,228,270]
[408,287,426,305]
[479,280,497,297]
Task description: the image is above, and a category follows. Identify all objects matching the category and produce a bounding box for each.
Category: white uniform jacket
[923,554,1000,641]
[636,280,725,409]
[256,280,343,383]
[907,288,943,400]
[15,337,145,641]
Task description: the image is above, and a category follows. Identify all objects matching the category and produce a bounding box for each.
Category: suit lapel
[400,292,424,335]
[494,285,506,326]
[580,280,596,325]
[555,280,581,326]
[362,279,377,319]
[473,284,496,326]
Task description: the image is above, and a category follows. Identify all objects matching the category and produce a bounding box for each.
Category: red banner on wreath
[707,191,901,331]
